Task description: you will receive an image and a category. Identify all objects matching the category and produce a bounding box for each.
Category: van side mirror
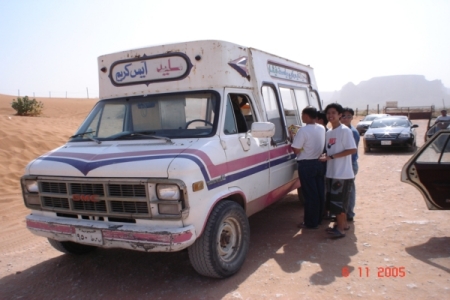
[250,122,275,138]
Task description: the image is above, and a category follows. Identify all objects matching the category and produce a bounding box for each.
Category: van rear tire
[48,238,96,255]
[188,201,250,278]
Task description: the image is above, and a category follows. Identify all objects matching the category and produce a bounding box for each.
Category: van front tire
[188,200,250,278]
[48,238,96,255]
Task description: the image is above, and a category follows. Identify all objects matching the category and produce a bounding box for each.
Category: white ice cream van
[21,40,322,278]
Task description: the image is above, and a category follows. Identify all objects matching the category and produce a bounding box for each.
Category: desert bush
[11,96,44,116]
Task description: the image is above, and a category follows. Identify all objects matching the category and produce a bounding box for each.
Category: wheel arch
[196,189,247,239]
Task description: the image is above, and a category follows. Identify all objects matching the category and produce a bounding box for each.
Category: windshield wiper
[113,132,173,144]
[70,131,101,144]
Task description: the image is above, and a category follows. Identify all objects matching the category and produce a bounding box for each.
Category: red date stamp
[341,266,406,278]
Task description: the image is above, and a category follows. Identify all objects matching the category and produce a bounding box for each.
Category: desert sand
[0,93,449,299]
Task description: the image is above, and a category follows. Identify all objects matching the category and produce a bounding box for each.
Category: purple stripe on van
[37,145,295,189]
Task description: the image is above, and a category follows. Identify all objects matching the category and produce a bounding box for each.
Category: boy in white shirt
[319,103,357,238]
[291,106,326,229]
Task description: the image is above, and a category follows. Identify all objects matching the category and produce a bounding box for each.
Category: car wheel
[188,200,250,278]
[364,146,371,153]
[48,238,96,254]
[409,142,417,152]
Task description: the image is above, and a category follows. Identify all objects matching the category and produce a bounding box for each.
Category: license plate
[75,227,103,246]
[381,140,392,145]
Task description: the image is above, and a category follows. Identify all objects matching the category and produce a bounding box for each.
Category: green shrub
[11,96,44,116]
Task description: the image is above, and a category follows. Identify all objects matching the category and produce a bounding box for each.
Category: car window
[371,119,410,128]
[363,114,388,122]
[71,92,219,141]
[429,122,450,135]
[224,94,255,135]
[364,115,377,121]
[391,120,409,127]
[416,133,450,163]
[370,120,387,128]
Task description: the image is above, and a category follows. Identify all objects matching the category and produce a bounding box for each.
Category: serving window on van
[70,92,219,141]
[261,85,286,144]
[279,87,310,128]
[309,90,321,110]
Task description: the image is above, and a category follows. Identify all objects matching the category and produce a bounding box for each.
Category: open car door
[401,130,450,210]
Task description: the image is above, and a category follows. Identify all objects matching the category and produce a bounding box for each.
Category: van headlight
[25,180,39,193]
[21,178,40,207]
[156,184,180,200]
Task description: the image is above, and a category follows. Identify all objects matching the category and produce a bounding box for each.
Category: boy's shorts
[325,178,353,215]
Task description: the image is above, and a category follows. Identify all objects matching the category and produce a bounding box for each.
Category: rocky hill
[320,75,450,110]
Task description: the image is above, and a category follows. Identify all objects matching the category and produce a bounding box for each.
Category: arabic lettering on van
[267,63,309,83]
[110,54,192,86]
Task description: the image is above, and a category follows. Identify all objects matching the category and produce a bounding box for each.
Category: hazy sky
[1,0,449,98]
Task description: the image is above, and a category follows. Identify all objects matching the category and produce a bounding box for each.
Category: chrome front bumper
[26,214,196,252]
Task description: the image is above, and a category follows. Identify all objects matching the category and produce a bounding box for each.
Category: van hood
[26,140,198,178]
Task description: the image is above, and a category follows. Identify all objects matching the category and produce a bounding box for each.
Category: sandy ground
[1,94,449,299]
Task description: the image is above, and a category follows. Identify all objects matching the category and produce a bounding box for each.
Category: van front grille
[38,180,149,217]
[71,183,105,195]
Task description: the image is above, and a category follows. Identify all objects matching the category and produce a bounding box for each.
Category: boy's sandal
[325,225,350,233]
[327,227,346,238]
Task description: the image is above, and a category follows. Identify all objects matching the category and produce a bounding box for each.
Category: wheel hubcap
[217,217,241,262]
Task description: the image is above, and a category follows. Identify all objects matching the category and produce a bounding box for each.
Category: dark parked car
[425,120,450,141]
[356,114,390,135]
[401,130,450,210]
[363,117,418,153]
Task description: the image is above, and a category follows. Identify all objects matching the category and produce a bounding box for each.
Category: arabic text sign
[267,63,309,83]
[111,56,189,85]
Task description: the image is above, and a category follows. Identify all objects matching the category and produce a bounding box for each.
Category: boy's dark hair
[302,106,317,119]
[324,103,344,114]
[342,107,355,116]
[317,110,328,125]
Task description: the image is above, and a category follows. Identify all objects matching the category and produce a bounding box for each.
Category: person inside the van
[291,106,326,229]
[319,103,357,239]
[230,94,248,133]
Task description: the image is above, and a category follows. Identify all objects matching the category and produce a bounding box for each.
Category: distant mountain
[319,75,450,110]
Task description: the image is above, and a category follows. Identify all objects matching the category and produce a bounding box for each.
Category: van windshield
[71,92,219,142]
